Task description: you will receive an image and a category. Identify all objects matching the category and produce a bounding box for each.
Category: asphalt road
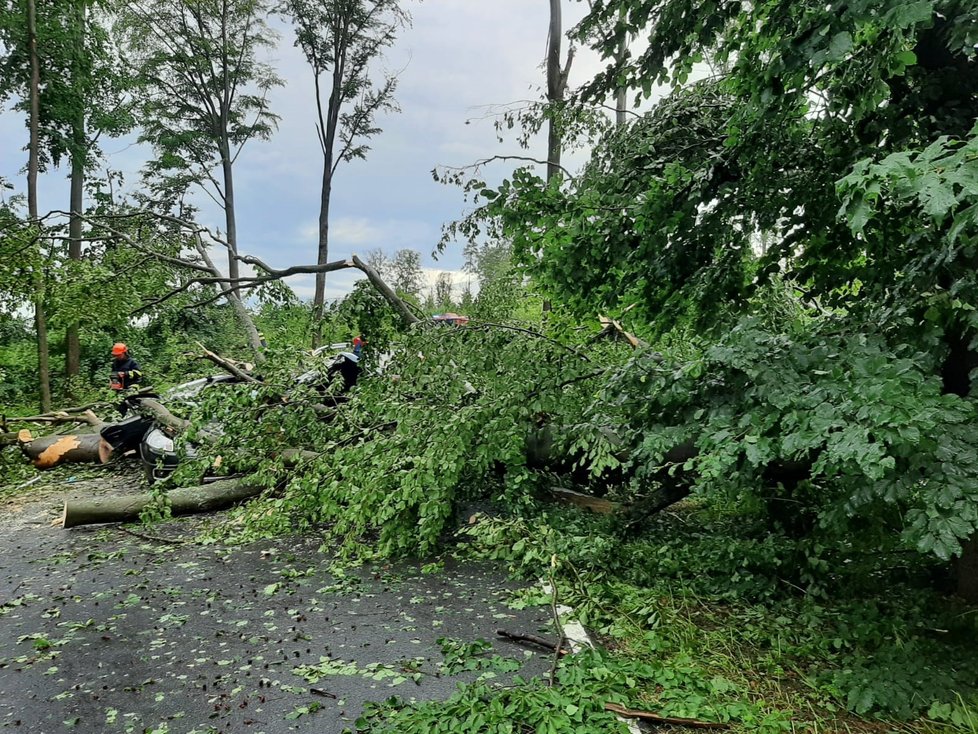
[0,468,555,734]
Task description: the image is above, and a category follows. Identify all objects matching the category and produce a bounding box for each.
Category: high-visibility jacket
[110,357,143,390]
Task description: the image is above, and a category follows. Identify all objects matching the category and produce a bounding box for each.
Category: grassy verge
[353,502,978,733]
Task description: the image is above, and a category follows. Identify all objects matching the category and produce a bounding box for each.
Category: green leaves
[840,124,978,234]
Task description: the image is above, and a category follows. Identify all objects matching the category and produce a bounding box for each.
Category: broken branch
[495,629,571,656]
[603,702,728,729]
[197,342,259,383]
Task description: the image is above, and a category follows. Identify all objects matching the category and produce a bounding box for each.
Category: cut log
[20,433,113,469]
[61,478,264,528]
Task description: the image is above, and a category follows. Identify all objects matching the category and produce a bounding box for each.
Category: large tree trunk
[546,0,564,183]
[543,0,572,315]
[220,150,265,355]
[26,0,40,221]
[311,54,345,346]
[27,0,52,412]
[20,433,113,469]
[615,8,627,126]
[33,288,52,413]
[312,165,333,345]
[61,478,264,528]
[65,0,86,388]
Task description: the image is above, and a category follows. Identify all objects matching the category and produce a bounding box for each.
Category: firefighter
[326,336,365,392]
[109,342,143,391]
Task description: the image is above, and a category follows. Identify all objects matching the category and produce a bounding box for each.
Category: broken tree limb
[61,478,265,528]
[132,398,190,432]
[603,702,728,729]
[278,449,321,467]
[350,255,422,327]
[196,342,259,383]
[496,629,571,656]
[593,315,648,350]
[20,432,114,469]
[7,409,105,428]
[141,251,423,330]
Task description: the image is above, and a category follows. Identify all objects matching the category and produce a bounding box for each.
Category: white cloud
[0,0,653,308]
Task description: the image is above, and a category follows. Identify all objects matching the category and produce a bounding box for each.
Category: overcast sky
[0,1,615,303]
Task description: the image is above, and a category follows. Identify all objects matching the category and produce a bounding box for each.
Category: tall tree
[0,0,51,409]
[495,0,978,598]
[390,248,422,299]
[4,0,138,395]
[26,0,50,410]
[60,1,131,385]
[546,0,574,183]
[116,0,281,354]
[432,272,453,310]
[282,0,409,342]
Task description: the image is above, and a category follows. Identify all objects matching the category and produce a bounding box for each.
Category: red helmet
[111,342,128,357]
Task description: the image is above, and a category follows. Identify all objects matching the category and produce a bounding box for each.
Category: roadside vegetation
[2,0,977,731]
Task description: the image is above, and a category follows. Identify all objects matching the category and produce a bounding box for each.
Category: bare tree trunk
[27,0,52,412]
[218,151,264,355]
[615,8,627,126]
[544,0,572,315]
[66,0,86,387]
[312,57,344,346]
[312,163,333,345]
[546,0,564,183]
[221,152,240,286]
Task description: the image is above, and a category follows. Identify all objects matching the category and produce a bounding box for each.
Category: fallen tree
[61,477,264,528]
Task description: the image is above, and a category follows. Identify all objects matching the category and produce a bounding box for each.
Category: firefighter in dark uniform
[110,342,143,391]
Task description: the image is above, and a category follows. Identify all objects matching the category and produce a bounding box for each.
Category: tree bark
[27,0,52,412]
[65,0,86,387]
[546,0,563,183]
[26,0,40,221]
[311,27,347,345]
[20,433,113,469]
[221,152,240,287]
[10,409,104,428]
[312,160,333,343]
[220,148,264,356]
[192,233,265,356]
[61,478,265,528]
[615,8,627,126]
